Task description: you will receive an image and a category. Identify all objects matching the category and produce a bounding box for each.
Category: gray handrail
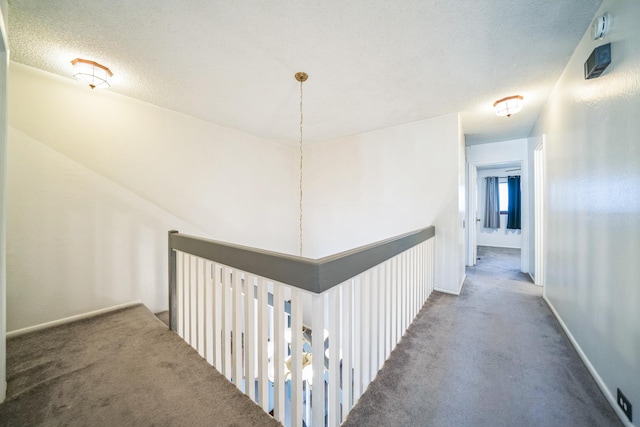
[170,226,434,292]
[169,226,434,330]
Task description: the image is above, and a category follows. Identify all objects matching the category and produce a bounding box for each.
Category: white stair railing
[169,226,435,426]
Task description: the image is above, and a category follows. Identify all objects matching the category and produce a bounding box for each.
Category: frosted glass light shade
[71,58,113,89]
[493,95,523,117]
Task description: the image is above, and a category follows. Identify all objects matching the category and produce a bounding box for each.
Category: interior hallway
[343,246,621,426]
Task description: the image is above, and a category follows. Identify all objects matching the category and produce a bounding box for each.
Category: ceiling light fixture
[493,95,523,117]
[295,71,308,257]
[71,58,113,89]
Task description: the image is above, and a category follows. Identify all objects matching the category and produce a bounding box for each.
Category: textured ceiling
[8,0,602,145]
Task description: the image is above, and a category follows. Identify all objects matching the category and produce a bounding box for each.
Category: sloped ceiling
[8,0,602,145]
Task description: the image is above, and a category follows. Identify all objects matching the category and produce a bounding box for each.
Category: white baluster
[401,252,408,333]
[420,245,424,304]
[205,261,214,365]
[369,267,378,379]
[197,257,205,357]
[341,280,353,422]
[177,251,184,338]
[311,292,325,427]
[391,256,398,349]
[213,264,222,370]
[273,285,285,422]
[361,271,371,391]
[233,270,244,391]
[353,276,362,402]
[429,239,434,293]
[256,277,269,411]
[384,259,392,359]
[328,286,340,426]
[190,255,198,349]
[411,249,415,321]
[377,263,385,370]
[245,274,256,401]
[222,267,232,380]
[290,288,303,427]
[183,253,191,344]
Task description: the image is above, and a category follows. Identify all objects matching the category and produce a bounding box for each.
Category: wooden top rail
[169,226,434,294]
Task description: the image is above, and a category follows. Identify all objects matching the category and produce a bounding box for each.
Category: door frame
[1,2,9,403]
[466,162,477,266]
[533,140,545,287]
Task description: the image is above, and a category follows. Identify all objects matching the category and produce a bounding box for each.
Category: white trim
[6,301,143,338]
[0,2,9,405]
[533,141,545,288]
[543,296,634,427]
[466,162,478,266]
[434,274,466,296]
[434,287,461,296]
[528,272,535,283]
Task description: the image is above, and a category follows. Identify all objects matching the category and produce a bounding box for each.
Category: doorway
[467,160,529,273]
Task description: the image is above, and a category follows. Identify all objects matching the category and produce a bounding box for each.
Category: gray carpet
[343,246,622,427]
[0,304,280,427]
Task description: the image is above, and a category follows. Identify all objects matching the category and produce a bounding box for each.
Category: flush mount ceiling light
[71,58,113,89]
[493,95,523,117]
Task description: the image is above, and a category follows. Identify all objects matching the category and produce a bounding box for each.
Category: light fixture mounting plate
[295,72,308,82]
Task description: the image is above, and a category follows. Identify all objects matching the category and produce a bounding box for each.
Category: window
[499,181,509,214]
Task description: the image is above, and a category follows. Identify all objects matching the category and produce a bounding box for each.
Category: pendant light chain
[298,78,304,257]
[294,72,308,258]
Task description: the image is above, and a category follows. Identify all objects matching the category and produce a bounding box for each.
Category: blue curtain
[484,177,500,228]
[507,176,521,229]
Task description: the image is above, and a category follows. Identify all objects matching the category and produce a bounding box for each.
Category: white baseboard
[434,287,460,295]
[0,379,6,404]
[543,295,634,427]
[477,244,521,249]
[6,300,143,339]
[434,274,466,296]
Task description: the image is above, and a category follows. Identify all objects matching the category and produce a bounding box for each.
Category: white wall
[476,167,522,248]
[7,128,209,330]
[304,113,466,294]
[9,63,298,254]
[7,63,298,331]
[529,0,640,424]
[466,138,529,271]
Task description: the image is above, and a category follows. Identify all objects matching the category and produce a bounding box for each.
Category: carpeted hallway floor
[343,246,621,426]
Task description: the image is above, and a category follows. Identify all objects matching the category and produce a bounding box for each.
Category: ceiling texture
[8,0,602,145]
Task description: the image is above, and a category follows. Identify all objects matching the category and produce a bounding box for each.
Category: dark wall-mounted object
[585,43,611,79]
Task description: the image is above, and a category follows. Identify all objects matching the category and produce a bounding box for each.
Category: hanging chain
[299,79,304,257]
